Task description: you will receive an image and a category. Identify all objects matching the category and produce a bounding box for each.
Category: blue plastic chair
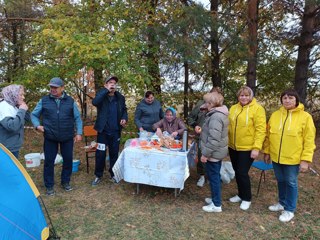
[251,161,273,197]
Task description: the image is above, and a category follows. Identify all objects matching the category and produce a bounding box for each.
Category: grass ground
[19,129,320,240]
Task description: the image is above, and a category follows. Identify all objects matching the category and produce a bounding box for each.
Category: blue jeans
[43,138,74,188]
[95,131,120,178]
[272,162,299,212]
[206,160,222,207]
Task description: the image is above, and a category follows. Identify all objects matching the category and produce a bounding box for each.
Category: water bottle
[182,130,188,151]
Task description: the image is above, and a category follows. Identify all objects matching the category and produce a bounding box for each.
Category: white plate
[169,148,182,151]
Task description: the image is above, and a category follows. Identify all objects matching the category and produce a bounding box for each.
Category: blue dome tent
[0,144,51,240]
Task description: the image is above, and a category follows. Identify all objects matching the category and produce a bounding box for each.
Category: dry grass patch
[17,130,320,240]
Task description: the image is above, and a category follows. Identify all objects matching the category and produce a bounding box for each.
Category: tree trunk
[210,0,221,88]
[89,0,104,93]
[184,61,189,120]
[294,0,319,104]
[146,0,161,94]
[11,22,18,83]
[246,0,260,93]
[94,68,103,91]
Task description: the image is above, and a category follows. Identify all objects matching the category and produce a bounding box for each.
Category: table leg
[174,188,178,198]
[136,183,140,194]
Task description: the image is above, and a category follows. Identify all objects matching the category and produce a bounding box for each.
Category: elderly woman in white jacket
[200,92,229,213]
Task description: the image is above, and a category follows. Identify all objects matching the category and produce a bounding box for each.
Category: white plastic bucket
[24,153,41,168]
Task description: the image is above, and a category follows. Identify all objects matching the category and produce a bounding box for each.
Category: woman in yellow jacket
[228,86,266,211]
[264,89,316,223]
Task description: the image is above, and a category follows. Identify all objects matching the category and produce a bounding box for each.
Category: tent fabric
[0,144,49,240]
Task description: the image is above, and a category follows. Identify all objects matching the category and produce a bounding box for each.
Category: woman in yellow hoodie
[228,86,266,211]
[264,89,316,223]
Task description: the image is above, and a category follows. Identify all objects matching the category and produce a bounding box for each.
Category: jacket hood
[232,98,258,127]
[278,103,304,131]
[236,97,257,108]
[207,105,229,117]
[279,102,304,113]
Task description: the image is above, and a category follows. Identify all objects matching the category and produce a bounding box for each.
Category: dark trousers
[43,138,74,188]
[196,139,205,175]
[229,148,254,201]
[95,131,120,178]
[206,160,222,207]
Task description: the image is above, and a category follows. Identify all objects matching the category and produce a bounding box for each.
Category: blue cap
[49,77,64,87]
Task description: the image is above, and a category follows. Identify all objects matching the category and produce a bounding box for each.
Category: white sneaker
[202,203,222,213]
[279,211,294,222]
[205,198,213,204]
[240,201,251,211]
[269,203,284,212]
[197,176,205,187]
[229,195,242,203]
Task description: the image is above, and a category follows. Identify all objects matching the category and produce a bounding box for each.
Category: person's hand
[19,102,28,111]
[120,119,127,127]
[195,126,202,134]
[201,155,208,163]
[36,126,44,132]
[104,82,116,93]
[264,154,271,164]
[74,134,82,143]
[156,128,162,137]
[139,127,144,132]
[250,149,259,159]
[171,131,178,138]
[300,160,309,173]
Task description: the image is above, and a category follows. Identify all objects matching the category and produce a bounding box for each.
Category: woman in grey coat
[200,92,229,213]
[134,91,164,132]
[0,84,29,158]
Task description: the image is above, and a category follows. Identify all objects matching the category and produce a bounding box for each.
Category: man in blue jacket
[31,77,83,196]
[91,76,128,186]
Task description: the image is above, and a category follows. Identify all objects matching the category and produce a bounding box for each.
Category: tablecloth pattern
[113,142,196,190]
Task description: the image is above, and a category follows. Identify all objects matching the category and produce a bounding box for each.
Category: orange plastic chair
[83,125,98,173]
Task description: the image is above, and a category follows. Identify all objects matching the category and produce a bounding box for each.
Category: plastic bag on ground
[220,161,235,184]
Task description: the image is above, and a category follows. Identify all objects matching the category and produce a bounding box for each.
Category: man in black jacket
[91,76,128,186]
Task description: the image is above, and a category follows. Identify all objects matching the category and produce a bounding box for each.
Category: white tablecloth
[113,142,196,190]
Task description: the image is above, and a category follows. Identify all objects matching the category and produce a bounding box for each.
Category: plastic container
[130,138,139,147]
[139,130,148,140]
[54,154,63,164]
[24,153,41,168]
[182,130,188,151]
[72,160,80,172]
[40,153,63,164]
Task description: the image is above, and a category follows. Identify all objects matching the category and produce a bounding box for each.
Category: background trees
[0,0,319,120]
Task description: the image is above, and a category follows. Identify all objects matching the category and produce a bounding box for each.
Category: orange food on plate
[171,143,182,149]
[152,144,161,149]
[151,140,160,145]
[139,140,148,146]
[140,145,152,150]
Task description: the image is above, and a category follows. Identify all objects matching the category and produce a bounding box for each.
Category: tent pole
[39,196,60,240]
